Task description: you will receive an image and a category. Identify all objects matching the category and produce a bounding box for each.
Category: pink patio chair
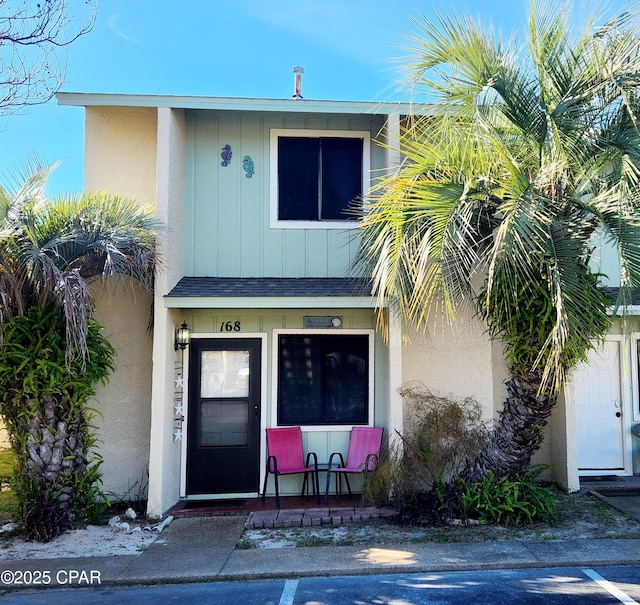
[324,426,384,504]
[262,427,320,509]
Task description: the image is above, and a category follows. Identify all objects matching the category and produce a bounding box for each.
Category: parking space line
[279,579,299,605]
[582,569,638,604]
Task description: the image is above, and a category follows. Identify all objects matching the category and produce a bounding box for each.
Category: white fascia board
[56,92,427,116]
[608,305,640,316]
[163,296,379,309]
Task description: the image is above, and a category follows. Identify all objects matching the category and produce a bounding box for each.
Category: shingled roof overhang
[603,287,640,314]
[164,277,377,309]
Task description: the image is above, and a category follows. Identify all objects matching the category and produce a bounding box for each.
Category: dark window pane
[277,136,364,222]
[200,400,248,447]
[278,336,324,424]
[321,137,363,220]
[278,335,368,426]
[278,137,319,220]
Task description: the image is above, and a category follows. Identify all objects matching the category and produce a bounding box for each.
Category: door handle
[254,404,259,418]
[614,400,622,408]
[616,412,622,418]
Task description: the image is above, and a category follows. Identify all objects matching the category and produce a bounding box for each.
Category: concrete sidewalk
[1,514,640,588]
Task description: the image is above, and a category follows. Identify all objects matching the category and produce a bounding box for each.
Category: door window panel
[200,400,248,446]
[200,350,250,398]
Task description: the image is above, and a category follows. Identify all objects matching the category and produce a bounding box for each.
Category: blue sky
[0,0,531,195]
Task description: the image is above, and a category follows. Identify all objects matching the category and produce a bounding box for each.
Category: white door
[575,340,625,471]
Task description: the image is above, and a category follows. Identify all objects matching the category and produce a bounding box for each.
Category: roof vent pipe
[292,66,304,99]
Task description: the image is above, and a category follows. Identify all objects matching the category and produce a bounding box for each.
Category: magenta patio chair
[324,426,384,504]
[262,427,320,509]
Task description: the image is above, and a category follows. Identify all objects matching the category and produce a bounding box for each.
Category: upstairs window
[270,129,370,229]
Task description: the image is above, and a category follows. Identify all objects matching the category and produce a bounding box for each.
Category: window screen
[277,136,363,221]
[320,137,363,219]
[278,334,369,425]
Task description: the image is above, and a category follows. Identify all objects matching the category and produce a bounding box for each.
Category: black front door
[186,338,261,495]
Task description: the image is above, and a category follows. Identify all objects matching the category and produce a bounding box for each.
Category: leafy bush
[14,481,67,542]
[0,304,114,540]
[363,385,490,521]
[458,468,557,525]
[366,384,557,527]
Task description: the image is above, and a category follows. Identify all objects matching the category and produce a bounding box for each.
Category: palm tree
[0,161,158,540]
[355,1,640,484]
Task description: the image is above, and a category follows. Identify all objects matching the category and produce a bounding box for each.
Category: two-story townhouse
[55,92,640,518]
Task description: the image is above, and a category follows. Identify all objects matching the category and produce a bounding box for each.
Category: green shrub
[0,304,114,540]
[363,455,393,506]
[458,468,557,526]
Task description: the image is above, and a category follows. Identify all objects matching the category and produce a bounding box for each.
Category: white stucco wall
[84,106,157,199]
[401,310,500,421]
[0,423,9,450]
[543,391,576,491]
[83,106,158,502]
[92,282,153,500]
[147,107,186,517]
[400,310,579,488]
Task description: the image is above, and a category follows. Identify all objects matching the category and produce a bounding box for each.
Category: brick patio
[168,496,396,528]
[243,505,396,529]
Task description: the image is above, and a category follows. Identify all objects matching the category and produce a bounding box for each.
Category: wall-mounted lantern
[174,322,191,351]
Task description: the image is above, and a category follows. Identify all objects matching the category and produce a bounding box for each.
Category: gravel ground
[0,490,638,557]
[0,512,171,560]
[238,490,640,549]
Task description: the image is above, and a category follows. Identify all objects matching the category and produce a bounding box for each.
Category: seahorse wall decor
[221,144,232,167]
[243,156,255,178]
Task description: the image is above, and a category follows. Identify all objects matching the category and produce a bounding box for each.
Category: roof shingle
[166,277,372,298]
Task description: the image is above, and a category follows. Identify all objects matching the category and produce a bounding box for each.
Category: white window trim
[271,328,375,431]
[269,128,371,230]
[631,332,640,422]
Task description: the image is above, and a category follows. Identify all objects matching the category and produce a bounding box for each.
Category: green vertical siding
[184,109,387,278]
[183,113,197,276]
[190,115,219,276]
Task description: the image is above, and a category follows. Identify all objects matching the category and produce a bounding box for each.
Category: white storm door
[575,340,624,471]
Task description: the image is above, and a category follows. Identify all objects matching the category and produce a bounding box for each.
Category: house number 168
[220,321,241,332]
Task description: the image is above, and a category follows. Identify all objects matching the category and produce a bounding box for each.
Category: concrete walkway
[2,515,640,587]
[584,476,640,523]
[125,516,640,582]
[0,515,639,588]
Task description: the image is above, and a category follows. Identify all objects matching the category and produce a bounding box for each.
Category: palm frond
[355,0,640,395]
[0,163,160,365]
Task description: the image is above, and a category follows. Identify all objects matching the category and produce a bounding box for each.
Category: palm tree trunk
[20,394,88,534]
[460,372,557,484]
